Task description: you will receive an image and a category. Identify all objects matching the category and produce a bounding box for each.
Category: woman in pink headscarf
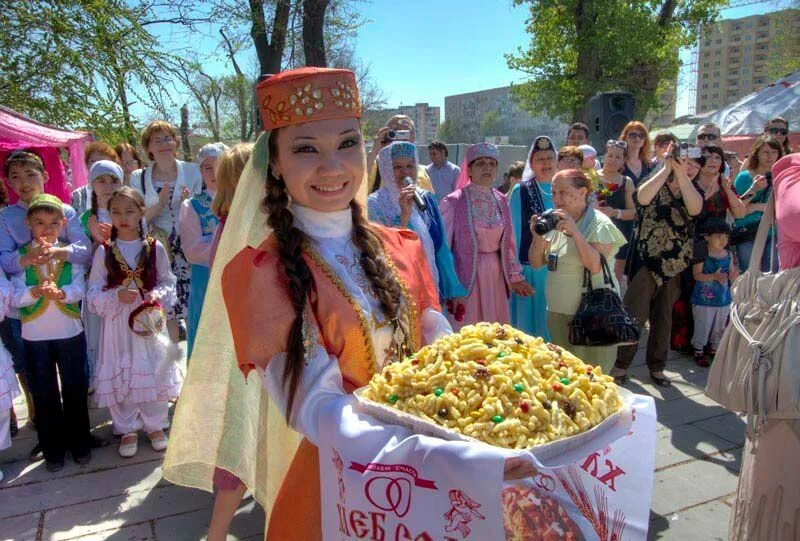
[728,152,800,541]
[439,143,533,329]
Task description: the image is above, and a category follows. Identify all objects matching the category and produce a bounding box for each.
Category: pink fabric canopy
[0,106,93,203]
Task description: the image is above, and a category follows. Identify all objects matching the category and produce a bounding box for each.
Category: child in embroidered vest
[87,187,181,458]
[690,218,739,367]
[0,267,21,482]
[0,150,91,459]
[80,161,124,391]
[178,143,224,359]
[10,194,92,472]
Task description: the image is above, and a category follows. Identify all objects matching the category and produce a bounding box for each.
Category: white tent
[697,70,800,137]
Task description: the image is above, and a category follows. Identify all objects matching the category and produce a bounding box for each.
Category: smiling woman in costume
[217,68,453,539]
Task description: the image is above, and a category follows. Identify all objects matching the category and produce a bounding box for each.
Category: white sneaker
[119,433,138,458]
[148,431,168,452]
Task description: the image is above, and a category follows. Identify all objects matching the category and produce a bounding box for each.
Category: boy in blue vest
[11,194,92,471]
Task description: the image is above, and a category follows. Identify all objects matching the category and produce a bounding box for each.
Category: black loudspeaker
[587,92,635,153]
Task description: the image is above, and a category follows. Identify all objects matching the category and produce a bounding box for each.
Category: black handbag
[569,256,640,347]
[729,221,759,246]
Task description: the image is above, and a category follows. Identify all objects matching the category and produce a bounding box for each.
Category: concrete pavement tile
[0,444,163,488]
[650,457,741,516]
[153,499,264,541]
[648,499,731,540]
[42,484,211,541]
[692,413,747,446]
[0,461,164,519]
[655,394,731,429]
[70,523,152,541]
[0,511,40,541]
[655,425,740,471]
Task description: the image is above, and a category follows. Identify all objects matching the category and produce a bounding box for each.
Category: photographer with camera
[731,136,784,272]
[527,169,626,373]
[609,145,703,387]
[366,115,433,193]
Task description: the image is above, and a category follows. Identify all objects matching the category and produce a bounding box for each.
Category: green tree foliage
[0,0,180,143]
[766,7,800,81]
[480,110,505,137]
[507,0,727,122]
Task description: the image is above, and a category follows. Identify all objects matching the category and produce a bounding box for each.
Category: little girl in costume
[178,143,225,359]
[87,187,181,458]
[0,267,20,482]
[80,161,124,385]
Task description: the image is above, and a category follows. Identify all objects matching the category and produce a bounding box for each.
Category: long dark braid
[265,133,413,419]
[349,200,413,359]
[90,189,99,218]
[265,132,314,419]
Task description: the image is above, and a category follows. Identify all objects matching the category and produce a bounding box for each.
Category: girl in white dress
[87,187,182,458]
[0,267,20,482]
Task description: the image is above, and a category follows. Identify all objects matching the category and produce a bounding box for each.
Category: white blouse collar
[291,204,353,239]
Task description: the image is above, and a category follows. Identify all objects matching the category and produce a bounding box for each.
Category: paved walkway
[0,339,744,540]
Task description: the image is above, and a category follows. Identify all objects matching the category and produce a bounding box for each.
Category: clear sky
[352,1,530,113]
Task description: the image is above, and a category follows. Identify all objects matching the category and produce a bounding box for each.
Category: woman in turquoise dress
[508,136,556,340]
[178,143,225,358]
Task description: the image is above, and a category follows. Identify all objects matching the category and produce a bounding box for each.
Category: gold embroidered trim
[109,237,153,290]
[381,243,419,355]
[303,241,379,377]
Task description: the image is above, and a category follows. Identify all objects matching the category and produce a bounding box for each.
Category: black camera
[672,142,702,160]
[534,209,560,235]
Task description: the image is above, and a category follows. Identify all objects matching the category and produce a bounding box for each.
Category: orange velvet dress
[222,220,439,540]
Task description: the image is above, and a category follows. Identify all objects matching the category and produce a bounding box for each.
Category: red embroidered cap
[256,67,362,131]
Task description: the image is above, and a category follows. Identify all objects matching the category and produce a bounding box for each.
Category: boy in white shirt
[11,194,92,472]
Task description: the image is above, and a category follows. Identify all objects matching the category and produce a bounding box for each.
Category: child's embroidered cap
[27,193,63,214]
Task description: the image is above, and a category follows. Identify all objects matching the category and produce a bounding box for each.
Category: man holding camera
[425,141,460,200]
[366,115,433,193]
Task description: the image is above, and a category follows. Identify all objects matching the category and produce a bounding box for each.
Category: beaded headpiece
[255,67,362,131]
[466,142,499,165]
[389,141,416,160]
[531,136,555,154]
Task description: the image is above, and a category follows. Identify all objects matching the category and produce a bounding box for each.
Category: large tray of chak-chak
[356,322,629,456]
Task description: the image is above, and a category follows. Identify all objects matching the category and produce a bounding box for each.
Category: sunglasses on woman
[767,127,788,136]
[607,140,628,149]
[697,133,719,141]
[625,132,646,140]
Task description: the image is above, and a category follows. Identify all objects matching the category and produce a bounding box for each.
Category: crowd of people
[0,65,797,540]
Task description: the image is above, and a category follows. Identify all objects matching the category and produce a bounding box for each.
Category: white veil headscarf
[163,129,369,520]
[371,142,439,287]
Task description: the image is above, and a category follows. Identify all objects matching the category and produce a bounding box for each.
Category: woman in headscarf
[440,143,534,329]
[368,141,466,302]
[508,135,556,339]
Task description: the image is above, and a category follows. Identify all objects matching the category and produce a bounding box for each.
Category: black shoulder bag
[569,255,640,347]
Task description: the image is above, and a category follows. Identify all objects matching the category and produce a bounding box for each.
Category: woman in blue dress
[508,136,556,340]
[178,143,225,359]
[368,141,467,303]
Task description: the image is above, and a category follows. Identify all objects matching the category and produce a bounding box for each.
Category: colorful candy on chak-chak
[362,322,623,449]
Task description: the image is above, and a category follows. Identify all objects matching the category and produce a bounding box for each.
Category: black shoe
[178,321,187,341]
[9,414,18,438]
[650,373,672,387]
[45,459,65,473]
[89,434,107,449]
[73,450,91,465]
[29,443,43,462]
